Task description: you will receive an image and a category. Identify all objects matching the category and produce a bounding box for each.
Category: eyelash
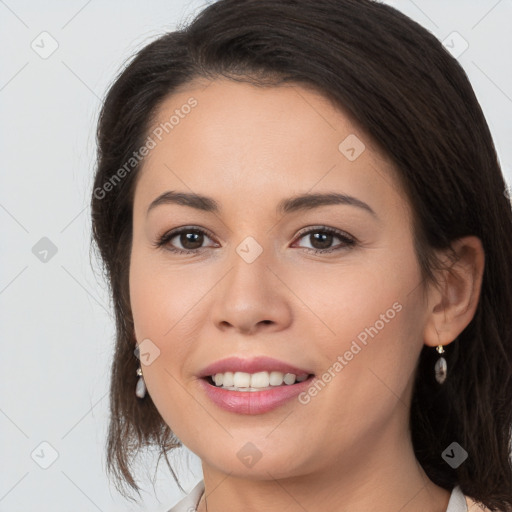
[153,225,356,256]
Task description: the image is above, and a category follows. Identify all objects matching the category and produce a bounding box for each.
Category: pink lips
[197,356,315,415]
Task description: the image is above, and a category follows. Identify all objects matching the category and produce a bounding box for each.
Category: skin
[129,79,485,512]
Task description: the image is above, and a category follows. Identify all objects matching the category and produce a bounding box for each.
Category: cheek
[297,246,424,402]
[128,248,184,391]
[128,249,203,421]
[129,247,200,343]
[128,247,218,393]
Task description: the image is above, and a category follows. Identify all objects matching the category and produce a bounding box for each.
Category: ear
[423,236,485,348]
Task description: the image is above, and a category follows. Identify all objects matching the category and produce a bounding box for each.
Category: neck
[196,424,450,512]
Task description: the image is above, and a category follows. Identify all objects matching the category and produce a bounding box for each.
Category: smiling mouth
[203,372,316,391]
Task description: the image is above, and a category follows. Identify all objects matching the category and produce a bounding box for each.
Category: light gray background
[1,1,511,510]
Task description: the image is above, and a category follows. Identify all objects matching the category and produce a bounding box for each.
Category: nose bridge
[225,234,273,302]
[211,233,292,333]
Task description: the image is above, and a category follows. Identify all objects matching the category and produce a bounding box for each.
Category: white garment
[167,480,469,512]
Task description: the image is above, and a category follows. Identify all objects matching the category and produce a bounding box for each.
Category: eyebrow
[146,190,377,218]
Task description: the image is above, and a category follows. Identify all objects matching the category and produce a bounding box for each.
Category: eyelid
[156,224,356,254]
[294,225,355,241]
[154,225,219,251]
[291,225,356,250]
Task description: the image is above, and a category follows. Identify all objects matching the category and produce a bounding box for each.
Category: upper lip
[198,356,314,378]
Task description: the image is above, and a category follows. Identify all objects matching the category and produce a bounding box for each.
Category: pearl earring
[435,345,447,384]
[135,367,147,398]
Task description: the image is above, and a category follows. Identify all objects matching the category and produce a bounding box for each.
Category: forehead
[133,78,407,220]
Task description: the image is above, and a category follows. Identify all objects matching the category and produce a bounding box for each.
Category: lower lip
[198,375,316,415]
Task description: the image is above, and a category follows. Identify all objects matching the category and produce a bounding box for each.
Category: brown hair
[90,0,512,508]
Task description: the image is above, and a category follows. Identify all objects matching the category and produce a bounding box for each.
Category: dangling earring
[434,345,447,384]
[135,367,147,398]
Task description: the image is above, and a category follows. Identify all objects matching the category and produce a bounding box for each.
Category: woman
[90,0,512,510]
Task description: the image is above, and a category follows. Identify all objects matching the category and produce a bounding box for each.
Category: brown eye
[294,226,356,254]
[308,232,334,250]
[176,231,205,250]
[155,227,217,254]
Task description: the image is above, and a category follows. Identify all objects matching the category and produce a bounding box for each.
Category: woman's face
[129,79,431,480]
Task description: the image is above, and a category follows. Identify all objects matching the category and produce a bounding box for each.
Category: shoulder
[166,480,205,512]
[449,485,497,512]
[464,493,499,512]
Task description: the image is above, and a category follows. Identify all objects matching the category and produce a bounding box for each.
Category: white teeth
[269,371,283,386]
[222,372,234,387]
[283,373,296,385]
[233,371,251,388]
[249,371,269,388]
[209,370,311,390]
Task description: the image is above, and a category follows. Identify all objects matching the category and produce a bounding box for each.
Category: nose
[210,247,293,336]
